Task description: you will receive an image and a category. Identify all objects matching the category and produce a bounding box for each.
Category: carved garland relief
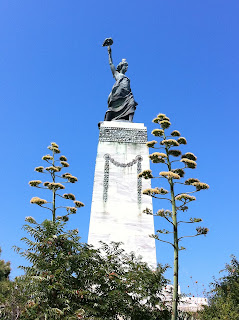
[103,154,142,204]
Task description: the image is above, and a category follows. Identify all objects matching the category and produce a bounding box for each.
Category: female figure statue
[103,38,138,122]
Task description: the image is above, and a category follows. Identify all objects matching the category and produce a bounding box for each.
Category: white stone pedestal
[88,121,157,269]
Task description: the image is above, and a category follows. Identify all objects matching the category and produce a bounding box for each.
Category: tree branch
[150,147,165,150]
[178,221,194,225]
[44,159,53,164]
[151,195,172,202]
[154,237,175,247]
[176,200,189,207]
[150,177,165,179]
[55,174,66,179]
[175,190,197,197]
[174,182,186,185]
[32,186,48,190]
[39,205,52,211]
[178,234,199,241]
[56,194,66,199]
[185,190,198,195]
[163,216,174,225]
[153,214,173,225]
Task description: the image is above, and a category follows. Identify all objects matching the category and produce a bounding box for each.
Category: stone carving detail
[137,160,142,204]
[99,127,147,144]
[103,154,143,204]
[103,155,110,203]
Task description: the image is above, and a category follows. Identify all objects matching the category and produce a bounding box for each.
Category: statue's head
[116,59,128,74]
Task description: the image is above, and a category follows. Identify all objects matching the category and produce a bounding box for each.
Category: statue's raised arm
[102,38,116,78]
[102,38,138,122]
[107,47,117,78]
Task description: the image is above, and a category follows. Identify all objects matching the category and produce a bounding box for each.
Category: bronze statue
[102,38,137,122]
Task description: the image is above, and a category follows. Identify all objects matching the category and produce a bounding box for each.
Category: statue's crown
[122,59,128,65]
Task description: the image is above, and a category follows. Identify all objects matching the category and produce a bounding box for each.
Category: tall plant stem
[52,150,56,222]
[170,180,178,320]
[163,133,179,320]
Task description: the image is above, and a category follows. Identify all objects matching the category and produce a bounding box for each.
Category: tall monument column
[88,121,157,268]
[88,38,157,268]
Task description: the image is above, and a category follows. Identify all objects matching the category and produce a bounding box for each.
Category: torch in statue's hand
[102,38,113,47]
[103,38,113,55]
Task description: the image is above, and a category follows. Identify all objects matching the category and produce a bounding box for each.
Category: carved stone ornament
[99,126,147,144]
[103,154,143,204]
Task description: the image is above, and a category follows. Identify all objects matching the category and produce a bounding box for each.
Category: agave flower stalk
[163,129,179,319]
[52,147,56,221]
[29,142,84,222]
[141,114,209,320]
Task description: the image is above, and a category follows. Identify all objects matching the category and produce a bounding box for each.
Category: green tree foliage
[200,256,239,320]
[17,220,170,319]
[0,247,11,317]
[0,249,24,320]
[13,142,170,320]
[140,114,209,320]
[0,248,11,283]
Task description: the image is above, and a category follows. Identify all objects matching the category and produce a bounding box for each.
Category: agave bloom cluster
[63,193,76,200]
[29,180,42,187]
[149,152,167,164]
[74,201,84,208]
[138,169,153,179]
[25,216,37,223]
[29,142,84,221]
[67,207,77,214]
[59,155,67,161]
[60,161,69,167]
[142,188,162,196]
[47,182,65,190]
[148,113,209,209]
[151,129,164,137]
[30,197,48,205]
[175,194,196,202]
[161,139,179,147]
[180,158,197,169]
[156,209,172,218]
[42,154,53,161]
[62,172,78,183]
[160,171,181,180]
[146,140,157,147]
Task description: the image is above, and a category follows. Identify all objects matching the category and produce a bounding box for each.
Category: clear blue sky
[1,0,239,296]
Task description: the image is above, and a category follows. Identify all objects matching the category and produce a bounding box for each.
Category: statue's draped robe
[104,74,137,121]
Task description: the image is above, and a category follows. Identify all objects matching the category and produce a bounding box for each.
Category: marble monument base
[88,121,157,269]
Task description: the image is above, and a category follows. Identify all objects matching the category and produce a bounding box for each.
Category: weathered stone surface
[88,121,157,269]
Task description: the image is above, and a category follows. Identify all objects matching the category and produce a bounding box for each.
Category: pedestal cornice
[99,121,147,144]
